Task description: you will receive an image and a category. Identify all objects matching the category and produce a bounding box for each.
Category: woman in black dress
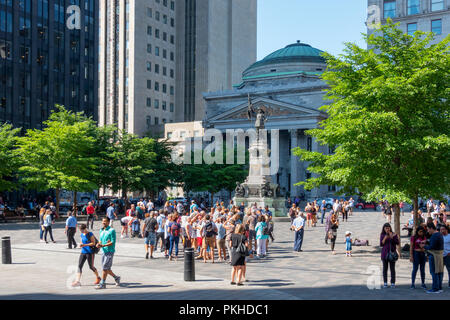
[230,224,248,286]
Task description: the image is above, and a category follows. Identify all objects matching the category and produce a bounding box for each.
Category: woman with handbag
[230,224,248,286]
[380,223,399,288]
[329,213,339,255]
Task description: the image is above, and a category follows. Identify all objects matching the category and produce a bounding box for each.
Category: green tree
[97,128,158,207]
[293,21,450,249]
[0,123,21,192]
[16,106,100,215]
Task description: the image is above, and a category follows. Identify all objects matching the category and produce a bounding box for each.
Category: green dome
[244,41,325,74]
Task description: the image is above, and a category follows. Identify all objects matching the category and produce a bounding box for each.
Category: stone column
[290,129,299,197]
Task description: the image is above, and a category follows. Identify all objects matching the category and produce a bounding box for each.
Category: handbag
[386,239,398,262]
[236,235,249,257]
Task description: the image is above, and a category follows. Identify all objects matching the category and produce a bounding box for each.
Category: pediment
[208,97,323,122]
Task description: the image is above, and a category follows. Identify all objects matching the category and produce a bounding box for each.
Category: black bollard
[184,247,195,281]
[2,236,12,264]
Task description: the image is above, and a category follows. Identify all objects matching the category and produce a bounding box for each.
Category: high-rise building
[98,0,257,137]
[367,0,449,42]
[0,0,99,130]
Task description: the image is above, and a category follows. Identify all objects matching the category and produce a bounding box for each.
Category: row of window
[147,26,175,44]
[146,98,174,111]
[146,80,174,95]
[407,18,442,34]
[384,0,445,19]
[146,115,173,127]
[147,8,175,27]
[146,44,175,61]
[146,62,175,78]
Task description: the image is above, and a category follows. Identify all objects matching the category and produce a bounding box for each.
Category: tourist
[39,207,46,242]
[440,225,450,289]
[409,226,427,289]
[146,199,155,213]
[292,212,305,252]
[71,224,101,287]
[43,209,56,243]
[155,209,166,252]
[230,224,247,286]
[120,214,133,238]
[304,202,312,228]
[143,212,158,259]
[426,198,434,218]
[289,203,297,225]
[0,202,6,223]
[320,200,327,224]
[348,197,355,216]
[345,231,352,257]
[383,202,392,223]
[380,223,399,288]
[184,217,194,248]
[164,214,172,258]
[342,201,349,222]
[126,204,136,217]
[329,212,339,254]
[255,215,269,258]
[424,223,444,293]
[95,217,120,289]
[243,209,257,256]
[311,201,318,227]
[216,217,227,262]
[202,214,217,263]
[324,209,333,244]
[106,203,117,228]
[225,215,237,264]
[167,214,181,261]
[65,211,78,249]
[86,201,97,230]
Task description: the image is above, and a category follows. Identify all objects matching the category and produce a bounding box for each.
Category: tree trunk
[73,191,78,217]
[55,188,60,218]
[413,195,419,232]
[123,188,129,213]
[210,192,214,207]
[392,203,401,257]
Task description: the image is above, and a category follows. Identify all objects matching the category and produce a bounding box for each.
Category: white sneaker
[114,276,121,287]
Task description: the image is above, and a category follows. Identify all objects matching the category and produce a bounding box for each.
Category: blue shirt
[425,232,444,251]
[106,206,115,219]
[81,232,94,254]
[216,223,226,240]
[66,216,77,228]
[156,215,165,233]
[255,222,269,240]
[263,210,272,217]
[292,216,305,229]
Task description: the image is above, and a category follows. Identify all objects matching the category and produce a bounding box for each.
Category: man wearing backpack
[167,215,181,261]
[202,214,218,263]
[143,212,158,259]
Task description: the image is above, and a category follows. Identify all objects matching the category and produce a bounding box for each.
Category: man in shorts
[106,203,117,228]
[143,212,158,259]
[95,217,120,289]
[201,214,217,263]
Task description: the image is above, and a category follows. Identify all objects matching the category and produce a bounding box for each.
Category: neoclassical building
[203,41,335,199]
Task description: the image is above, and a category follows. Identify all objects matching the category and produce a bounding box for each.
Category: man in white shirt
[440,225,450,288]
[147,200,155,213]
[292,212,305,252]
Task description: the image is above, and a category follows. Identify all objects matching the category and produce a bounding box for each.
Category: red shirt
[86,205,95,215]
[411,236,426,250]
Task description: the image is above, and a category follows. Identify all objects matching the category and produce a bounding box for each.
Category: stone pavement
[0,210,448,300]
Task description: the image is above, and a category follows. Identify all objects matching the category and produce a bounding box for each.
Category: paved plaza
[0,210,448,300]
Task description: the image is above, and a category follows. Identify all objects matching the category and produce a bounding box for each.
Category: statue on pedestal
[235,182,245,197]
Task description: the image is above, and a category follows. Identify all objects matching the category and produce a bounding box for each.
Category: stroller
[130,218,142,238]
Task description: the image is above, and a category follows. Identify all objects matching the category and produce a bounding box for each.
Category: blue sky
[257,0,368,59]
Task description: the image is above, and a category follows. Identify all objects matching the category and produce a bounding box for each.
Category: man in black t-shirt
[142,212,158,259]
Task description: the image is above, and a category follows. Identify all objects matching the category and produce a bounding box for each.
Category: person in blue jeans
[425,223,444,294]
[320,200,326,224]
[291,212,305,252]
[409,226,427,289]
[440,225,450,288]
[168,215,181,261]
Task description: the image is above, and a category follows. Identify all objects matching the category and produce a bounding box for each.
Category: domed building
[202,41,334,199]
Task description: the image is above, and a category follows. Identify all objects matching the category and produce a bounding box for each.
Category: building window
[431,0,444,11]
[328,185,337,192]
[146,116,151,128]
[163,15,167,24]
[407,0,420,15]
[170,86,174,95]
[307,137,312,152]
[147,7,152,17]
[167,132,173,139]
[162,118,167,124]
[147,26,152,35]
[407,22,417,35]
[383,0,396,19]
[170,103,174,112]
[170,35,175,44]
[155,82,159,91]
[163,67,167,76]
[163,0,168,7]
[171,18,175,28]
[171,1,175,10]
[155,117,159,125]
[147,44,152,53]
[431,19,442,35]
[170,69,174,78]
[162,101,167,110]
[147,80,152,89]
[170,52,174,61]
[155,64,159,74]
[163,32,167,41]
[163,49,167,59]
[162,84,167,93]
[155,11,160,21]
[154,99,159,109]
[147,61,151,71]
[146,98,151,107]
[155,47,160,56]
[155,29,160,38]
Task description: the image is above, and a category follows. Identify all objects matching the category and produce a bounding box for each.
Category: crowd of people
[6,193,448,292]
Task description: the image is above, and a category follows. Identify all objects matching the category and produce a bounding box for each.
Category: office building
[0,0,99,129]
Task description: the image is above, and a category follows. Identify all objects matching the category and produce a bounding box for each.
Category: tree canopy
[0,123,21,192]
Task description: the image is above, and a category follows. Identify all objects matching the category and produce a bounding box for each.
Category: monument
[233,96,287,217]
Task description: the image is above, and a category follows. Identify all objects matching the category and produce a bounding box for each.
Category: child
[345,231,352,257]
[130,217,141,238]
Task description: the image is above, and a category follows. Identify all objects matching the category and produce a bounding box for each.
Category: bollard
[2,236,12,264]
[184,247,195,281]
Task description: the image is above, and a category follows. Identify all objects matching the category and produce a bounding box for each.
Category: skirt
[231,248,246,266]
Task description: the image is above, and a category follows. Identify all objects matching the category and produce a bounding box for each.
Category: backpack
[87,232,100,254]
[205,221,216,238]
[170,222,180,237]
[236,235,249,257]
[262,224,270,236]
